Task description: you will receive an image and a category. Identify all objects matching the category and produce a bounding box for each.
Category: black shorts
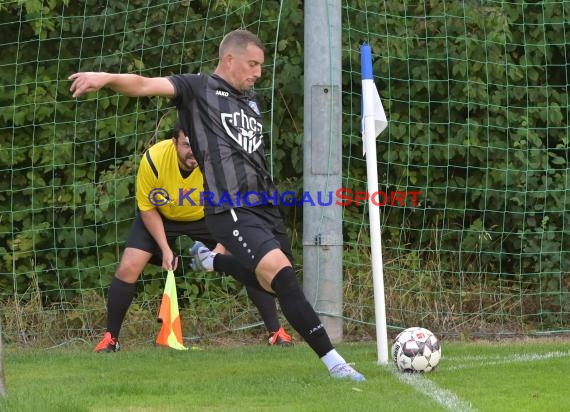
[125,213,216,266]
[205,206,294,273]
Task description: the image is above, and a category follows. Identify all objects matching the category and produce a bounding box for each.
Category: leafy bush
[1,1,568,343]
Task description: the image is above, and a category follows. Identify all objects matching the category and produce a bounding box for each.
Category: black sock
[271,267,333,357]
[214,254,266,292]
[106,276,136,339]
[245,285,281,332]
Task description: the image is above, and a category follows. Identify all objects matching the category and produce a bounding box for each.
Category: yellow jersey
[136,139,204,221]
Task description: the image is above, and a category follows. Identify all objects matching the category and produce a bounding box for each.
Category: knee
[115,260,142,283]
[255,248,292,287]
[270,266,299,295]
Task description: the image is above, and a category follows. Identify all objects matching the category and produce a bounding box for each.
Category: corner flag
[361,44,388,155]
[156,270,187,350]
[361,43,389,364]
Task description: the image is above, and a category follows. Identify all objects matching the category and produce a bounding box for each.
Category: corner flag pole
[360,43,389,364]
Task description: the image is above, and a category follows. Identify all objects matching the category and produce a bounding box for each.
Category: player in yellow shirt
[94,119,292,352]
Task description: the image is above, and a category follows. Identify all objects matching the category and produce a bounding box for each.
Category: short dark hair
[219,29,265,59]
[172,118,184,140]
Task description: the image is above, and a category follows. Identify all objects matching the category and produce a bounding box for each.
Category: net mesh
[1,0,569,347]
[342,0,570,337]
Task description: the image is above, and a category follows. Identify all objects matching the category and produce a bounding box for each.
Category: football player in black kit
[70,29,365,381]
[92,119,293,353]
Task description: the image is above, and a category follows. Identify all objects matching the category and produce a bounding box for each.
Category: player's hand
[68,72,110,98]
[162,249,178,271]
[212,243,227,255]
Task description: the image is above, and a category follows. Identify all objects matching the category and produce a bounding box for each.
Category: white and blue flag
[361,43,388,154]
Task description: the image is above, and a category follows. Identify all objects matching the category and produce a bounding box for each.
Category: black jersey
[168,73,278,215]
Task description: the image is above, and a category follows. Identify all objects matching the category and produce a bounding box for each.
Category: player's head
[172,119,197,172]
[216,29,265,92]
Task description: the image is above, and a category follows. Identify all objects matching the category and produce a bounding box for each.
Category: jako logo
[216,90,229,97]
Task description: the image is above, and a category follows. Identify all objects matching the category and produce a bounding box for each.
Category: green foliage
[1,0,569,344]
[342,2,570,325]
[0,0,305,303]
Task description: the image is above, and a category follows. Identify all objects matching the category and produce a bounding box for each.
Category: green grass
[0,339,568,411]
[429,339,570,412]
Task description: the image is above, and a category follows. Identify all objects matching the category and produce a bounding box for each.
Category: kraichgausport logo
[147,188,422,208]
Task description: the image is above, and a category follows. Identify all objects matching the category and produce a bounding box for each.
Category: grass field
[0,338,568,411]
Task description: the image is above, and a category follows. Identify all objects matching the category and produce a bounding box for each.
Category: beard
[179,155,198,172]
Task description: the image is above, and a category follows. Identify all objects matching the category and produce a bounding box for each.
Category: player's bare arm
[139,209,177,271]
[68,72,174,98]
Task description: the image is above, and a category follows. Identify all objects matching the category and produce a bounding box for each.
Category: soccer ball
[392,327,441,373]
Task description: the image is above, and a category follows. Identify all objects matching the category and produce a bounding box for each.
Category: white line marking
[389,350,569,411]
[391,367,478,412]
[445,350,570,371]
